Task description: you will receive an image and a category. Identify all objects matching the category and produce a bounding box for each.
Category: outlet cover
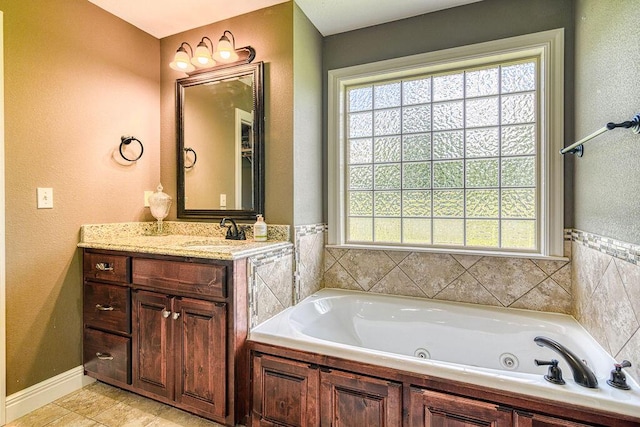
[144,191,153,207]
[37,187,53,209]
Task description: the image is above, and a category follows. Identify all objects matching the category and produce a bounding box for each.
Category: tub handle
[535,359,565,385]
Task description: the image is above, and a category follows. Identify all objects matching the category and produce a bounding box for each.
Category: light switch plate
[37,187,53,209]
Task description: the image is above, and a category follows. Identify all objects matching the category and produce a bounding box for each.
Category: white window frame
[328,29,565,258]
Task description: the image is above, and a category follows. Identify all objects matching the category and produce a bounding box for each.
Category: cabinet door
[408,387,512,427]
[132,290,174,400]
[514,412,594,427]
[174,298,227,419]
[320,369,402,427]
[252,354,319,427]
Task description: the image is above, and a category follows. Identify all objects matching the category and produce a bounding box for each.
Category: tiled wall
[294,224,327,302]
[247,246,294,328]
[572,230,640,383]
[324,239,573,314]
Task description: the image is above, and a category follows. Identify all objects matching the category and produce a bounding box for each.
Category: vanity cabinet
[83,253,132,387]
[250,344,639,427]
[408,387,512,427]
[251,353,402,427]
[83,248,249,426]
[133,290,227,418]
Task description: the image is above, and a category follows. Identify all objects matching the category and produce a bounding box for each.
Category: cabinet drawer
[133,259,226,299]
[84,328,131,385]
[84,252,131,284]
[84,282,131,333]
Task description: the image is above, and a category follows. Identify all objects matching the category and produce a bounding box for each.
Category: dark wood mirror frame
[176,61,264,221]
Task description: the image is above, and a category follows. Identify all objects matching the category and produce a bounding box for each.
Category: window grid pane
[345,59,538,251]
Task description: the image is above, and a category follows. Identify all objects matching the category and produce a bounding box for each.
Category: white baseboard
[5,366,95,423]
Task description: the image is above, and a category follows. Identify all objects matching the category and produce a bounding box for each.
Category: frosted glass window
[374,82,401,108]
[344,59,540,251]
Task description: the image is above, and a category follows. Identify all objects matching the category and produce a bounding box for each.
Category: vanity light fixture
[213,30,239,63]
[169,42,196,73]
[191,37,216,68]
[169,30,255,75]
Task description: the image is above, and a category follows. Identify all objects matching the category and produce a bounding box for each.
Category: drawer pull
[95,304,114,311]
[172,312,181,320]
[162,309,171,318]
[96,352,114,360]
[95,262,114,271]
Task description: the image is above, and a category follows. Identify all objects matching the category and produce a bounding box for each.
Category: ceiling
[88,0,482,38]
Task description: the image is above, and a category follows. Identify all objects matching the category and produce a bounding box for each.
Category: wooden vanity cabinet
[251,353,402,427]
[132,289,227,418]
[250,343,640,427]
[83,253,132,387]
[83,249,249,426]
[408,387,512,427]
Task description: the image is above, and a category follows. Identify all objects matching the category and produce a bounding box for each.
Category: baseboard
[5,366,95,423]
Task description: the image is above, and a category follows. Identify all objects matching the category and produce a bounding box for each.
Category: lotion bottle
[253,214,268,241]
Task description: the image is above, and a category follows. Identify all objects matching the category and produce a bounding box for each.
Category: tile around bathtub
[531,259,567,275]
[435,272,502,306]
[337,249,396,291]
[324,249,337,272]
[323,261,363,291]
[614,257,640,323]
[384,250,412,264]
[551,263,572,294]
[509,278,571,314]
[595,261,639,356]
[467,257,547,306]
[451,254,482,270]
[369,266,426,298]
[398,252,465,298]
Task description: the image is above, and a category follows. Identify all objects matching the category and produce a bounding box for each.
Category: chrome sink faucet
[220,218,246,240]
[534,336,598,388]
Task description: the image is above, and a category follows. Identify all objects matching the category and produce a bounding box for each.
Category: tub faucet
[534,336,598,388]
[220,218,246,240]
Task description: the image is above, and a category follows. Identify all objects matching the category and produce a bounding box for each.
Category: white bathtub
[249,288,640,418]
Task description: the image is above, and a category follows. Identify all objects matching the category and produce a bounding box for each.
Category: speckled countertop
[78,221,292,260]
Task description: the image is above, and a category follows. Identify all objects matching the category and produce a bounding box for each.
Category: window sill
[325,243,569,262]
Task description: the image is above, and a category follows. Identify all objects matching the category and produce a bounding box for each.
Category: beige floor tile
[146,406,224,427]
[54,387,121,418]
[47,411,102,426]
[5,403,70,427]
[92,401,158,427]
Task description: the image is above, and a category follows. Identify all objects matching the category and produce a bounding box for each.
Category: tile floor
[6,382,226,427]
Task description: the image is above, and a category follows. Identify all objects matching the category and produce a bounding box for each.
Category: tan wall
[1,0,160,394]
[160,2,294,225]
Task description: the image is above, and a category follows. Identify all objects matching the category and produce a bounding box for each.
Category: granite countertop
[78,221,292,260]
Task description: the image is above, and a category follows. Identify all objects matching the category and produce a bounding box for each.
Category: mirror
[177,62,264,220]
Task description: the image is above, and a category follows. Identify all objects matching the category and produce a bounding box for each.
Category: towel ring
[184,147,197,169]
[119,136,144,162]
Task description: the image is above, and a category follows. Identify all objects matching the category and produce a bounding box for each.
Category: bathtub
[249,288,640,418]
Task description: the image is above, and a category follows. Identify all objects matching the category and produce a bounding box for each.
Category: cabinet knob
[96,352,114,360]
[162,310,171,318]
[95,304,114,311]
[95,262,114,271]
[172,312,181,320]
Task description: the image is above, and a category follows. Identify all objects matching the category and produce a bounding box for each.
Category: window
[328,30,564,257]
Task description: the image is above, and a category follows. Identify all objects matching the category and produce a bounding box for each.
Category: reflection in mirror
[177,62,264,220]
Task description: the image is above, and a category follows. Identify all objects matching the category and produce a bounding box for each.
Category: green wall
[321,0,576,226]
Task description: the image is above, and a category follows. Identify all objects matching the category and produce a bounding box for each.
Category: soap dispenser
[253,214,267,242]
